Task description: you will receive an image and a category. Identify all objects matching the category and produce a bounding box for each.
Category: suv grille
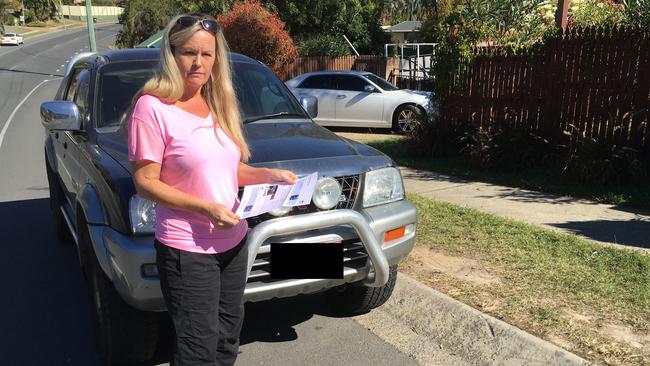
[242,174,360,228]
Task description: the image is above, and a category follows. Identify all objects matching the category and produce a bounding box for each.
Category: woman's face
[174,29,216,92]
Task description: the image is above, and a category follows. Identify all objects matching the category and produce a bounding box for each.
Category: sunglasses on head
[175,16,220,34]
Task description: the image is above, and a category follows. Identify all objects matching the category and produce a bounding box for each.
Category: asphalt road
[0,25,418,366]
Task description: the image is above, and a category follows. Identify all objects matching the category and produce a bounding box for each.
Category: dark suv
[41,48,416,365]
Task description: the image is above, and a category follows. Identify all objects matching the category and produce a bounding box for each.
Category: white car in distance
[286,71,433,133]
[1,33,24,46]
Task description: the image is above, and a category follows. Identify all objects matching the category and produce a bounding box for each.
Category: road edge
[354,273,589,366]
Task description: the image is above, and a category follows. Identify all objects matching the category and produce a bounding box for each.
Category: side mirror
[364,85,377,93]
[40,101,82,131]
[300,96,318,118]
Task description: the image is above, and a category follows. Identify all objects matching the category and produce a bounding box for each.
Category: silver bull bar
[245,209,389,287]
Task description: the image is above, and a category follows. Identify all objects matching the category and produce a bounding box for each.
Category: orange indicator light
[384,226,406,243]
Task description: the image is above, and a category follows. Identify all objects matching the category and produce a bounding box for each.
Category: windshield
[363,73,399,91]
[97,60,306,128]
[231,61,307,121]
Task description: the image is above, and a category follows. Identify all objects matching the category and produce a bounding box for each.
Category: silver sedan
[286,71,433,133]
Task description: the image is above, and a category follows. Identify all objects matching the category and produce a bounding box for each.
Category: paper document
[236,172,318,219]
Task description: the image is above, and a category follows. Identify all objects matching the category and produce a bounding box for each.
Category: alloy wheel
[398,109,416,132]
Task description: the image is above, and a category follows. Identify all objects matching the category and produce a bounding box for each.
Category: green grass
[406,192,650,364]
[370,138,650,209]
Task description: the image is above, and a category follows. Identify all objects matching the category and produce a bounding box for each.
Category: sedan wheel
[393,105,423,134]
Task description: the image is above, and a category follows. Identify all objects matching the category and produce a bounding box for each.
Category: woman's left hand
[268,169,297,184]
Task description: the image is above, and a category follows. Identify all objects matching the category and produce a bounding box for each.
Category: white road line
[0,79,57,150]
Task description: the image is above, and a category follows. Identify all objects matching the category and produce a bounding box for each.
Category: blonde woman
[128,13,296,365]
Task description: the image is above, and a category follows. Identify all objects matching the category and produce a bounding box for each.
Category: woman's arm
[237,162,297,186]
[133,160,240,228]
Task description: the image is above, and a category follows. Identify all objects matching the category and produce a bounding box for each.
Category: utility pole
[21,0,25,25]
[85,0,97,51]
[555,0,570,33]
[59,1,67,30]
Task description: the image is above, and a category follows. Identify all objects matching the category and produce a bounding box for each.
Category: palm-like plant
[381,0,438,23]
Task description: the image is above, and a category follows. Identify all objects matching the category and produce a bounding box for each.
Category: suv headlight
[363,167,404,207]
[129,194,157,234]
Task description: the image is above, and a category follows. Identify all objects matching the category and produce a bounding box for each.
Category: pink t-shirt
[128,94,247,254]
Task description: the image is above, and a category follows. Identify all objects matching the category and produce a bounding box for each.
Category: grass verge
[401,193,650,365]
[368,138,650,209]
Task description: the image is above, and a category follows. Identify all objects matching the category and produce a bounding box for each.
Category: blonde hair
[139,13,250,161]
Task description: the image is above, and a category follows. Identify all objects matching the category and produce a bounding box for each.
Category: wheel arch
[75,185,113,280]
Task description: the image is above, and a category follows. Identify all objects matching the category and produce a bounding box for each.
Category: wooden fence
[277,55,387,81]
[442,27,650,149]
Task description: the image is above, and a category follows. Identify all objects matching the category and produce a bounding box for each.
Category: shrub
[218,0,298,75]
[461,127,559,171]
[622,0,650,27]
[24,8,36,23]
[562,136,648,185]
[569,0,624,27]
[299,34,350,57]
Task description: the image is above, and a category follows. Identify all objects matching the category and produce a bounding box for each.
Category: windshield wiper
[243,112,307,124]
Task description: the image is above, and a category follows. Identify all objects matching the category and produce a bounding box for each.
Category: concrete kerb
[355,274,589,366]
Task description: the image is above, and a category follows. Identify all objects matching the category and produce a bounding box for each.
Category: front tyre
[327,265,398,315]
[83,224,158,366]
[392,105,424,134]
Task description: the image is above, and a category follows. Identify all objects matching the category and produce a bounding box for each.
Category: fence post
[555,0,570,32]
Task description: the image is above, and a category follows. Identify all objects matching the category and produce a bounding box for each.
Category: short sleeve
[128,96,165,164]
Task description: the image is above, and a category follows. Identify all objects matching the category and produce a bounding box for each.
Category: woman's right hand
[204,202,240,230]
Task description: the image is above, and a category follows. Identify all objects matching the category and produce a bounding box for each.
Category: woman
[128,13,296,365]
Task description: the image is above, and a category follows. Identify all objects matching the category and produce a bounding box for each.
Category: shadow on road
[0,198,359,365]
[0,198,101,366]
[240,291,350,345]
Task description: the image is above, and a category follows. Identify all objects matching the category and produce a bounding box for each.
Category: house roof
[386,21,422,33]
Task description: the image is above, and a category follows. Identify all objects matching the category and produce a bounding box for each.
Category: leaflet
[235,172,318,219]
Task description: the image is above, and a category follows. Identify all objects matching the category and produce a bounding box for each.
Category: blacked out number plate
[270,243,344,279]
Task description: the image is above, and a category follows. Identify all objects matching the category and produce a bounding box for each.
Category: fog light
[141,264,159,277]
[312,177,342,210]
[383,226,406,243]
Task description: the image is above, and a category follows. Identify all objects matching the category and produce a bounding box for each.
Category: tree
[115,0,237,49]
[175,0,233,15]
[266,0,389,55]
[115,0,178,48]
[0,0,21,11]
[24,0,58,21]
[218,0,298,74]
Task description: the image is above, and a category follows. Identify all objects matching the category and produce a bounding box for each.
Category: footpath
[400,167,650,251]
